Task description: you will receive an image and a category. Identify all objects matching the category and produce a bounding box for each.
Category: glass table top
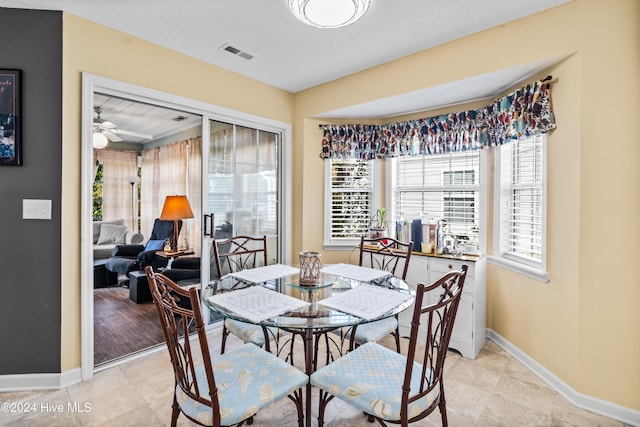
[202,270,415,331]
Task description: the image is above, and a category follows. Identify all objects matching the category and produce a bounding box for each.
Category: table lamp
[160,195,194,252]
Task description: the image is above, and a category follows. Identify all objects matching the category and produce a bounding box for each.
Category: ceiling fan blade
[98,119,118,129]
[102,130,122,142]
[112,128,154,140]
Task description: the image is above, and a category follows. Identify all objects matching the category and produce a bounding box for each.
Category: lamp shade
[289,0,370,28]
[160,195,194,220]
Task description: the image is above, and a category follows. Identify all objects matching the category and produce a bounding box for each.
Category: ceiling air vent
[219,43,254,60]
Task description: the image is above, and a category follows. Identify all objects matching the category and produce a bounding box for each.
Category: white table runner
[318,284,413,320]
[320,263,392,282]
[229,263,299,284]
[206,285,309,323]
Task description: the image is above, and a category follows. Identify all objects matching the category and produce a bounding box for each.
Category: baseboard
[0,368,82,392]
[487,329,640,427]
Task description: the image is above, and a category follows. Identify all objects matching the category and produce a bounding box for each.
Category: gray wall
[0,8,62,374]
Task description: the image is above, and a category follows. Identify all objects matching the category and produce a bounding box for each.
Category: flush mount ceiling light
[289,0,371,29]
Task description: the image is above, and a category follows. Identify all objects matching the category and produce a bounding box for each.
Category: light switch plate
[23,199,52,220]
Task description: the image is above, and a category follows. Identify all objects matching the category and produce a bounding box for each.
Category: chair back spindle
[213,235,268,278]
[359,236,413,280]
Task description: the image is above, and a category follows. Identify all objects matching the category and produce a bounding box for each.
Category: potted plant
[369,208,388,239]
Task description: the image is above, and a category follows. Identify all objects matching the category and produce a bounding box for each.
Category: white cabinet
[400,254,486,359]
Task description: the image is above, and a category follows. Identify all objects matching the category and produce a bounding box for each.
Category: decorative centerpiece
[299,251,322,285]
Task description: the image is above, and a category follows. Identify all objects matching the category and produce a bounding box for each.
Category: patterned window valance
[320,77,556,160]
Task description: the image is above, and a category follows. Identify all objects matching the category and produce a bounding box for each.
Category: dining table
[202,262,416,427]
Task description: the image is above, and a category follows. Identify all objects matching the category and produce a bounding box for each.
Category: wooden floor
[93,286,165,366]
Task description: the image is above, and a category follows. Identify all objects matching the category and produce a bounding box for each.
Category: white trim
[81,73,292,379]
[0,369,82,392]
[487,329,640,426]
[487,255,550,283]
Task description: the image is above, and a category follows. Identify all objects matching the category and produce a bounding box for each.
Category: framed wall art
[0,69,21,165]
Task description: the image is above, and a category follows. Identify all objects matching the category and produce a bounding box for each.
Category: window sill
[323,243,360,252]
[487,255,549,283]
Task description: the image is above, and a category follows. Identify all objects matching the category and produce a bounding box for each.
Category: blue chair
[105,218,181,275]
[145,266,307,427]
[311,266,468,427]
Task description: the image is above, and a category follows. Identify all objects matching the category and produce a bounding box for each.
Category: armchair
[105,218,182,276]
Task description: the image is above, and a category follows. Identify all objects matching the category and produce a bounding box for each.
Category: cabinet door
[429,260,475,357]
[398,256,428,334]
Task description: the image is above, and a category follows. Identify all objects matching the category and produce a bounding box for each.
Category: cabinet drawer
[429,258,475,277]
[429,272,475,293]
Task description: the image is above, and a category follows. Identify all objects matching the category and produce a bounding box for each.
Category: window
[494,134,548,280]
[209,121,279,239]
[324,159,376,248]
[391,151,481,247]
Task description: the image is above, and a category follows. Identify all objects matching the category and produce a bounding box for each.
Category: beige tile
[94,404,164,427]
[446,378,492,420]
[476,393,552,427]
[504,357,553,390]
[550,395,623,427]
[445,356,502,392]
[492,374,557,413]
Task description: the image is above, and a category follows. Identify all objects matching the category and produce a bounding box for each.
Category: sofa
[93,219,144,260]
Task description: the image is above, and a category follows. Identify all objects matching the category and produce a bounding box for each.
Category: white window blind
[324,159,374,247]
[392,151,480,245]
[497,135,546,266]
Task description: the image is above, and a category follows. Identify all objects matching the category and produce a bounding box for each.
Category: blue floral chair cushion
[310,342,438,421]
[347,317,398,345]
[177,342,308,426]
[224,318,287,347]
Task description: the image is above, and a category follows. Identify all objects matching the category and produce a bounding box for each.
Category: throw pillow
[97,224,128,245]
[93,219,125,243]
[145,239,166,251]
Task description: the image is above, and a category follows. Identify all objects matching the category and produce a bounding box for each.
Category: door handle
[203,214,215,237]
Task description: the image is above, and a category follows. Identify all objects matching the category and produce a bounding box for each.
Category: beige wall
[293,0,639,411]
[61,14,294,371]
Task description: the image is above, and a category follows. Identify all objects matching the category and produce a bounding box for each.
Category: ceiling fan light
[289,0,370,29]
[93,131,109,149]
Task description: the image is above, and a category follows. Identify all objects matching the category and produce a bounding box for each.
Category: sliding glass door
[205,120,281,286]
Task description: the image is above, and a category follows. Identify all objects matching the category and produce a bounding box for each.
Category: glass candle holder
[299,251,322,285]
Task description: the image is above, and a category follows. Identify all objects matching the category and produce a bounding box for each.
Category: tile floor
[0,329,627,427]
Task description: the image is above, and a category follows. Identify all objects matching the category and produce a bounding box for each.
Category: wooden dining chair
[311,265,468,427]
[144,266,307,427]
[212,235,285,354]
[346,236,413,353]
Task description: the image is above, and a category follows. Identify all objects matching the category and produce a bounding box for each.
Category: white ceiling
[3,0,569,92]
[1,0,569,135]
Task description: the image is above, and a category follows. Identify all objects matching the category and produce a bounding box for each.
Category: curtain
[320,78,556,160]
[140,138,202,254]
[97,149,138,229]
[186,137,202,254]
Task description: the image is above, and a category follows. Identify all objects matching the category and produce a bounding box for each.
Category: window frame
[491,134,549,282]
[323,158,379,250]
[388,150,486,252]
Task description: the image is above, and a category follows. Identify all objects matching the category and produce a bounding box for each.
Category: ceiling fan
[93,106,153,147]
